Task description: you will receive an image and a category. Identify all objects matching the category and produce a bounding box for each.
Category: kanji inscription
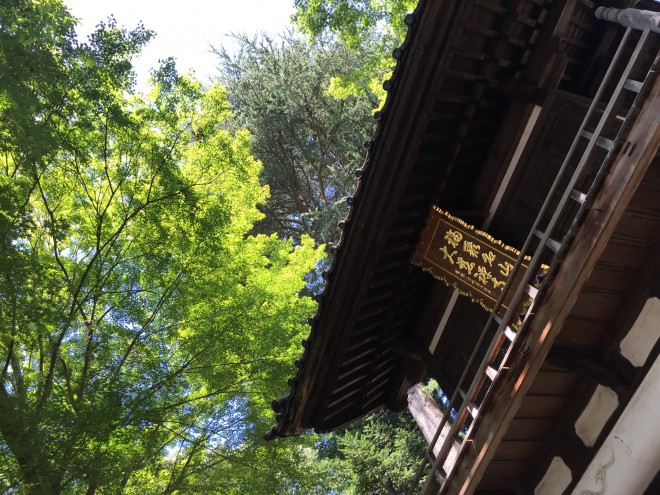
[411,206,544,314]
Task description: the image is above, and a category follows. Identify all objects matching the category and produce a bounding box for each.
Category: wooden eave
[268,0,625,440]
[444,56,660,495]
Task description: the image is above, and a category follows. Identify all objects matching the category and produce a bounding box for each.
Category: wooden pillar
[595,7,660,33]
[407,383,458,471]
[408,384,445,456]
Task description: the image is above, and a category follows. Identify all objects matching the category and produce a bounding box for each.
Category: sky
[64,0,296,88]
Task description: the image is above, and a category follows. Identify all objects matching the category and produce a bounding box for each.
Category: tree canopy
[214,32,377,246]
[324,410,427,495]
[293,0,414,48]
[0,1,328,493]
[293,0,418,103]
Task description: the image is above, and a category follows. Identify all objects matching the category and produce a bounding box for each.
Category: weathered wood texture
[513,156,660,494]
[276,0,572,437]
[271,0,636,441]
[445,69,660,495]
[408,384,452,459]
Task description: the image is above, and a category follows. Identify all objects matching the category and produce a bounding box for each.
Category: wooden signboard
[412,206,543,315]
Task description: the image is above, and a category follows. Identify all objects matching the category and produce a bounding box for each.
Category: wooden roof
[266,0,630,440]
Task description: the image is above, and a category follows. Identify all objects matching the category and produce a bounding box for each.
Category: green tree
[324,409,427,495]
[214,32,377,246]
[293,0,418,103]
[1,2,326,493]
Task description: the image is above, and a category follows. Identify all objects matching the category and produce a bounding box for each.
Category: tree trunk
[385,478,399,495]
[0,415,62,495]
[407,383,458,470]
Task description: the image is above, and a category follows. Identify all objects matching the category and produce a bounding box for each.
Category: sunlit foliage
[1,1,327,493]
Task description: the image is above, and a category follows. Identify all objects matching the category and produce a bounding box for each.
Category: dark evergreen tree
[321,409,428,495]
[214,32,377,245]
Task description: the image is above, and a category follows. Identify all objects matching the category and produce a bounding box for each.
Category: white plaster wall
[571,352,660,494]
[620,297,660,367]
[574,385,619,447]
[535,457,572,495]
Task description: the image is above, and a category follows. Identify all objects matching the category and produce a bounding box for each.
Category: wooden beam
[595,7,660,33]
[545,348,631,391]
[444,73,660,495]
[388,337,430,410]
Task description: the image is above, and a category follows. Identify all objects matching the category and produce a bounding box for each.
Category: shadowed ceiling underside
[266,0,625,440]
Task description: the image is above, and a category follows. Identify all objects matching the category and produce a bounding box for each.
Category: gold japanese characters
[412,206,543,315]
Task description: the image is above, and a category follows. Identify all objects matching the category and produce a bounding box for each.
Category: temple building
[267,1,660,493]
